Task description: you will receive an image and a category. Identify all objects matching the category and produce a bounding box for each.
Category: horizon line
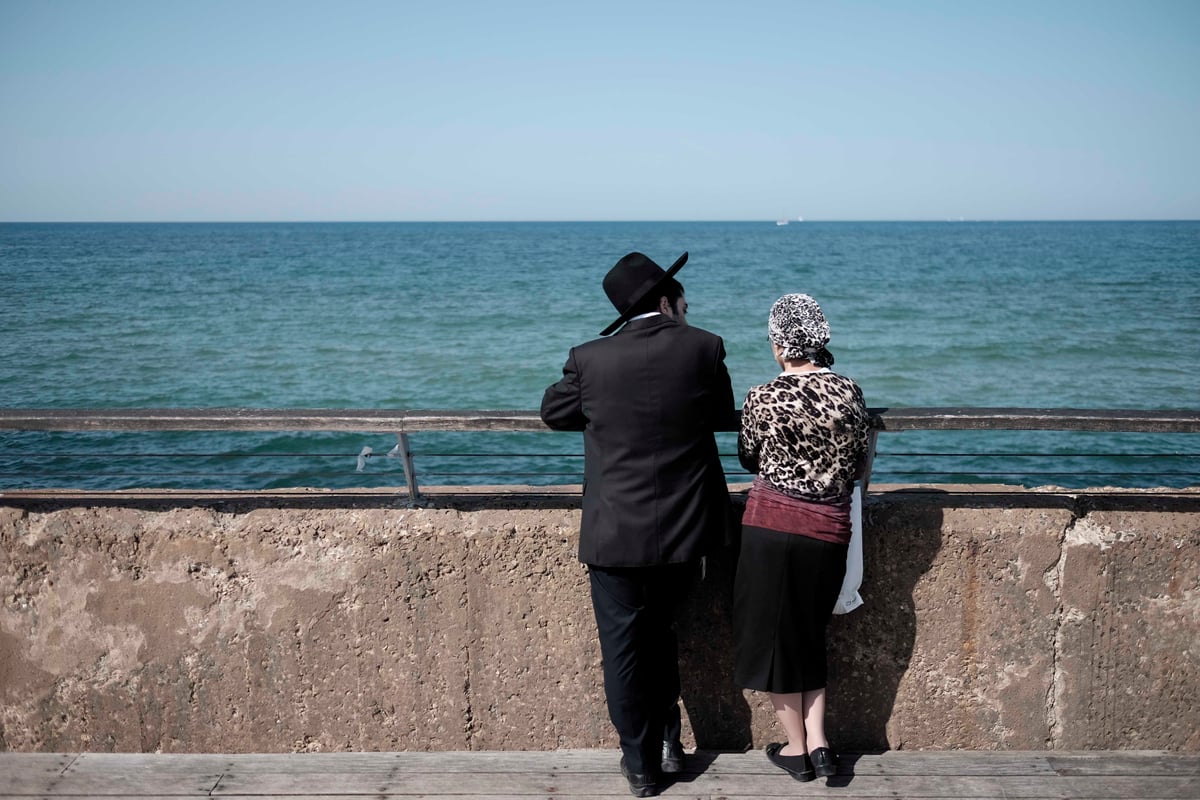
[3,218,1198,225]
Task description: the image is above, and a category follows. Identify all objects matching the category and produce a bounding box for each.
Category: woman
[733,293,871,782]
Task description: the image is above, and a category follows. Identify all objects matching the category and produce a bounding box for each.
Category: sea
[1,221,1197,491]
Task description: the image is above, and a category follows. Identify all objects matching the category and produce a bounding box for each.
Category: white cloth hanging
[832,483,865,615]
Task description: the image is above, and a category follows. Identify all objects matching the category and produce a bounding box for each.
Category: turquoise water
[2,221,1197,490]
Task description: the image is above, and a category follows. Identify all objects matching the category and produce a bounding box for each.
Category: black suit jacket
[540,315,736,567]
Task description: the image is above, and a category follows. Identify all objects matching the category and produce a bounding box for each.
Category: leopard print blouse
[738,370,871,501]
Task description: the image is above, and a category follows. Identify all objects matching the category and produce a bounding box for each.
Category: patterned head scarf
[768,293,835,367]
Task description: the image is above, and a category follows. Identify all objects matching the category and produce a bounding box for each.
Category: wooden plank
[211,770,614,795]
[579,750,1059,777]
[785,751,1058,776]
[46,750,1062,777]
[698,769,1200,798]
[1048,751,1200,776]
[0,752,76,776]
[62,750,613,776]
[66,752,246,774]
[1,797,701,800]
[55,797,707,800]
[208,770,1200,798]
[3,751,1199,798]
[0,408,550,433]
[0,770,221,796]
[868,407,1200,433]
[1,407,1197,434]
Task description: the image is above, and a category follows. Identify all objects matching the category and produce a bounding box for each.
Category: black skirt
[732,524,848,693]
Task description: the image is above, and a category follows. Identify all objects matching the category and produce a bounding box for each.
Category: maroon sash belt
[742,478,852,545]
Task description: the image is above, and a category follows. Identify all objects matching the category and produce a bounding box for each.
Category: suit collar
[615,314,680,334]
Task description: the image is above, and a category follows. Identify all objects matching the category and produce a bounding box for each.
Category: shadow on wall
[677,539,753,750]
[673,491,943,753]
[826,489,944,751]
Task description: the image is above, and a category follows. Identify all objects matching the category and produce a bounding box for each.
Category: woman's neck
[779,359,822,374]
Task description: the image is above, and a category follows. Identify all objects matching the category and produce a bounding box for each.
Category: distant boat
[775,219,789,226]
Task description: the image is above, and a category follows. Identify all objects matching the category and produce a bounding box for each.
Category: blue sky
[2,1,1197,221]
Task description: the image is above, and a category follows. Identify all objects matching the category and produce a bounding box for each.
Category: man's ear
[658,296,672,315]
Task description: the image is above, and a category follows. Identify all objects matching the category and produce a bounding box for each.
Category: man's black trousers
[588,562,697,774]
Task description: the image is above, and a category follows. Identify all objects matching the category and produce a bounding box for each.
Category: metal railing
[1,407,1197,500]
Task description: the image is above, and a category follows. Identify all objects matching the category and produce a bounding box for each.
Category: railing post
[861,429,879,495]
[392,433,421,505]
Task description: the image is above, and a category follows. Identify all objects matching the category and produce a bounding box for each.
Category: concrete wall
[1,487,1197,753]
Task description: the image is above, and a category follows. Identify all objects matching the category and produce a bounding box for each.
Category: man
[541,251,735,797]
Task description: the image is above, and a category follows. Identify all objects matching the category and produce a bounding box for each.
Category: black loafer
[620,756,658,797]
[661,739,685,773]
[765,742,815,782]
[810,746,838,778]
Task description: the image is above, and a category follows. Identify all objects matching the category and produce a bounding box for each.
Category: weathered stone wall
[1,487,1197,753]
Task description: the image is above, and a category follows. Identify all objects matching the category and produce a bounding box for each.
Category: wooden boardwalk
[2,750,1198,799]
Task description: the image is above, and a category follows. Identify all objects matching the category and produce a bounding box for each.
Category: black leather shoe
[620,756,658,797]
[765,742,815,782]
[810,746,839,778]
[661,739,685,773]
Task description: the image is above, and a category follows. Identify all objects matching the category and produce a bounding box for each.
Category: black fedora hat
[600,251,689,336]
